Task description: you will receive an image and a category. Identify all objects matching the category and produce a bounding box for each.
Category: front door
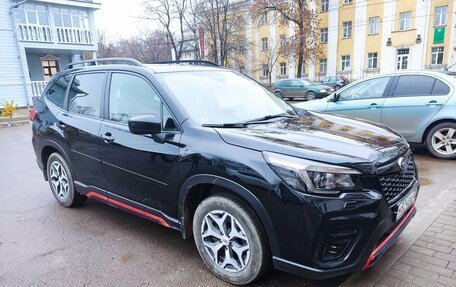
[326,76,392,122]
[99,72,181,214]
[382,75,451,138]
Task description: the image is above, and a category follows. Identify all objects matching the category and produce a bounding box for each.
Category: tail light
[29,107,37,121]
[270,85,275,91]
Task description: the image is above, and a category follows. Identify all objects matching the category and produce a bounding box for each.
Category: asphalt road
[0,124,454,287]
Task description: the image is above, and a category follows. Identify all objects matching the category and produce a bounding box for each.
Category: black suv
[32,58,419,285]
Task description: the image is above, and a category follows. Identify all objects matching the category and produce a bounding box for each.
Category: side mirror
[128,115,161,135]
[328,93,340,102]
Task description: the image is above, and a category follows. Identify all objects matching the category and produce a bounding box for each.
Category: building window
[341,55,350,71]
[343,0,353,4]
[342,21,352,38]
[396,48,409,70]
[319,59,327,74]
[367,52,378,69]
[320,28,328,43]
[279,34,286,47]
[239,42,245,53]
[52,8,89,29]
[259,12,268,25]
[42,59,59,81]
[321,0,329,12]
[434,6,447,27]
[262,64,269,77]
[369,17,380,35]
[280,62,287,76]
[431,47,444,65]
[399,12,411,31]
[14,4,49,26]
[261,37,268,51]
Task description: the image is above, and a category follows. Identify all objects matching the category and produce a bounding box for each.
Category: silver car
[294,71,456,159]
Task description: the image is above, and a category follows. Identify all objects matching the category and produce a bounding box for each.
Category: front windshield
[160,71,295,125]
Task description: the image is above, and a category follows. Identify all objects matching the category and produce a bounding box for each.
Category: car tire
[46,153,86,207]
[425,122,456,160]
[193,194,270,285]
[306,92,316,101]
[334,85,341,91]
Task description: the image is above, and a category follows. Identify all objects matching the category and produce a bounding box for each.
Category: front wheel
[334,85,341,91]
[425,122,456,159]
[193,195,270,285]
[47,153,86,207]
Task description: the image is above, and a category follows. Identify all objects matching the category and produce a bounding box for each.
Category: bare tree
[191,0,249,66]
[252,0,322,78]
[143,0,188,60]
[258,39,283,84]
[97,30,172,63]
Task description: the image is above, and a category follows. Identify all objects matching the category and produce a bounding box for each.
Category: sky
[94,0,156,42]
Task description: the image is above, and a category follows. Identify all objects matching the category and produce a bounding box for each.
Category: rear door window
[393,75,436,97]
[67,73,105,117]
[281,80,292,87]
[45,75,71,108]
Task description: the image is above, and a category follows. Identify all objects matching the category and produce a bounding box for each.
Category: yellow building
[241,0,456,83]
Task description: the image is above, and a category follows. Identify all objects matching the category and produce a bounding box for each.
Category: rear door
[381,75,452,138]
[325,76,393,122]
[99,72,181,214]
[61,72,106,189]
[278,80,294,98]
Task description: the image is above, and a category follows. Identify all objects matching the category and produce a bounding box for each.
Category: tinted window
[393,75,436,97]
[339,77,390,101]
[67,73,104,117]
[281,80,292,87]
[109,73,161,123]
[432,79,450,95]
[45,75,71,108]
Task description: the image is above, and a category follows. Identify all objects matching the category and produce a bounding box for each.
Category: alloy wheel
[431,128,456,155]
[49,161,70,200]
[201,210,251,273]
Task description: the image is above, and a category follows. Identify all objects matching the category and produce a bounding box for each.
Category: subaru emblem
[397,157,407,172]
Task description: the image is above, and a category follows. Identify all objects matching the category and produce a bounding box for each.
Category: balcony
[31,81,48,97]
[17,24,94,46]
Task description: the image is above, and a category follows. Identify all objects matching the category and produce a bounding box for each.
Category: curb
[0,120,30,128]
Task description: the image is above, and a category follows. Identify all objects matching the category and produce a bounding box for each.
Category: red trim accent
[86,192,170,228]
[362,205,416,270]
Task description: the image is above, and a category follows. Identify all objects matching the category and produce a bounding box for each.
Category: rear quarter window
[432,80,450,95]
[45,75,71,108]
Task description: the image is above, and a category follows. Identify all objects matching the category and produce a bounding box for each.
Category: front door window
[396,49,409,70]
[42,59,59,80]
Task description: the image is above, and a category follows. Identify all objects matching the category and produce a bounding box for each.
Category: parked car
[272,78,334,101]
[320,75,348,90]
[295,71,456,159]
[32,58,419,285]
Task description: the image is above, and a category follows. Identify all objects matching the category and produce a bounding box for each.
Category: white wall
[327,0,339,76]
[380,0,396,72]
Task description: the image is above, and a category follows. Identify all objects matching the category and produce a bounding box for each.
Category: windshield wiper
[245,113,297,123]
[202,123,247,128]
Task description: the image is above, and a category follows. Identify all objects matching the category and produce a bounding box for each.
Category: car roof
[144,64,226,73]
[355,70,456,83]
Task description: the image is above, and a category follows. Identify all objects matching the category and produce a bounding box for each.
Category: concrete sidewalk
[376,199,456,286]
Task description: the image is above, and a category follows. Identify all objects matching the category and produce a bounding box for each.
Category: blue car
[294,71,456,159]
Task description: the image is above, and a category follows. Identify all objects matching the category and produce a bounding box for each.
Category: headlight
[263,152,362,195]
[319,89,326,93]
[330,88,334,92]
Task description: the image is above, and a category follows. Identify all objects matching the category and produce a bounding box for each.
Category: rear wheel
[425,122,456,159]
[306,91,316,101]
[47,153,86,207]
[193,194,270,285]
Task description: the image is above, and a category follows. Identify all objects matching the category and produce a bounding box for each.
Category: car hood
[310,84,333,90]
[214,112,408,169]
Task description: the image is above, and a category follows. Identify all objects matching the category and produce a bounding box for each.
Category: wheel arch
[178,174,279,256]
[40,139,74,181]
[422,119,456,144]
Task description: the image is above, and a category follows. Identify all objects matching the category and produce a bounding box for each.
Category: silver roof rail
[64,58,143,70]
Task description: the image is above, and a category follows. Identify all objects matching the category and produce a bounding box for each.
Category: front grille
[379,159,416,204]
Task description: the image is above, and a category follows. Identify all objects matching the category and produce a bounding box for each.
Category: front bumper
[272,204,416,280]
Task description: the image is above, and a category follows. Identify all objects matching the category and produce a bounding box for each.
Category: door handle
[426,100,443,106]
[101,132,115,143]
[369,103,382,109]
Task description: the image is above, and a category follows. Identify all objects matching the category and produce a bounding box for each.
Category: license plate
[396,189,417,221]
